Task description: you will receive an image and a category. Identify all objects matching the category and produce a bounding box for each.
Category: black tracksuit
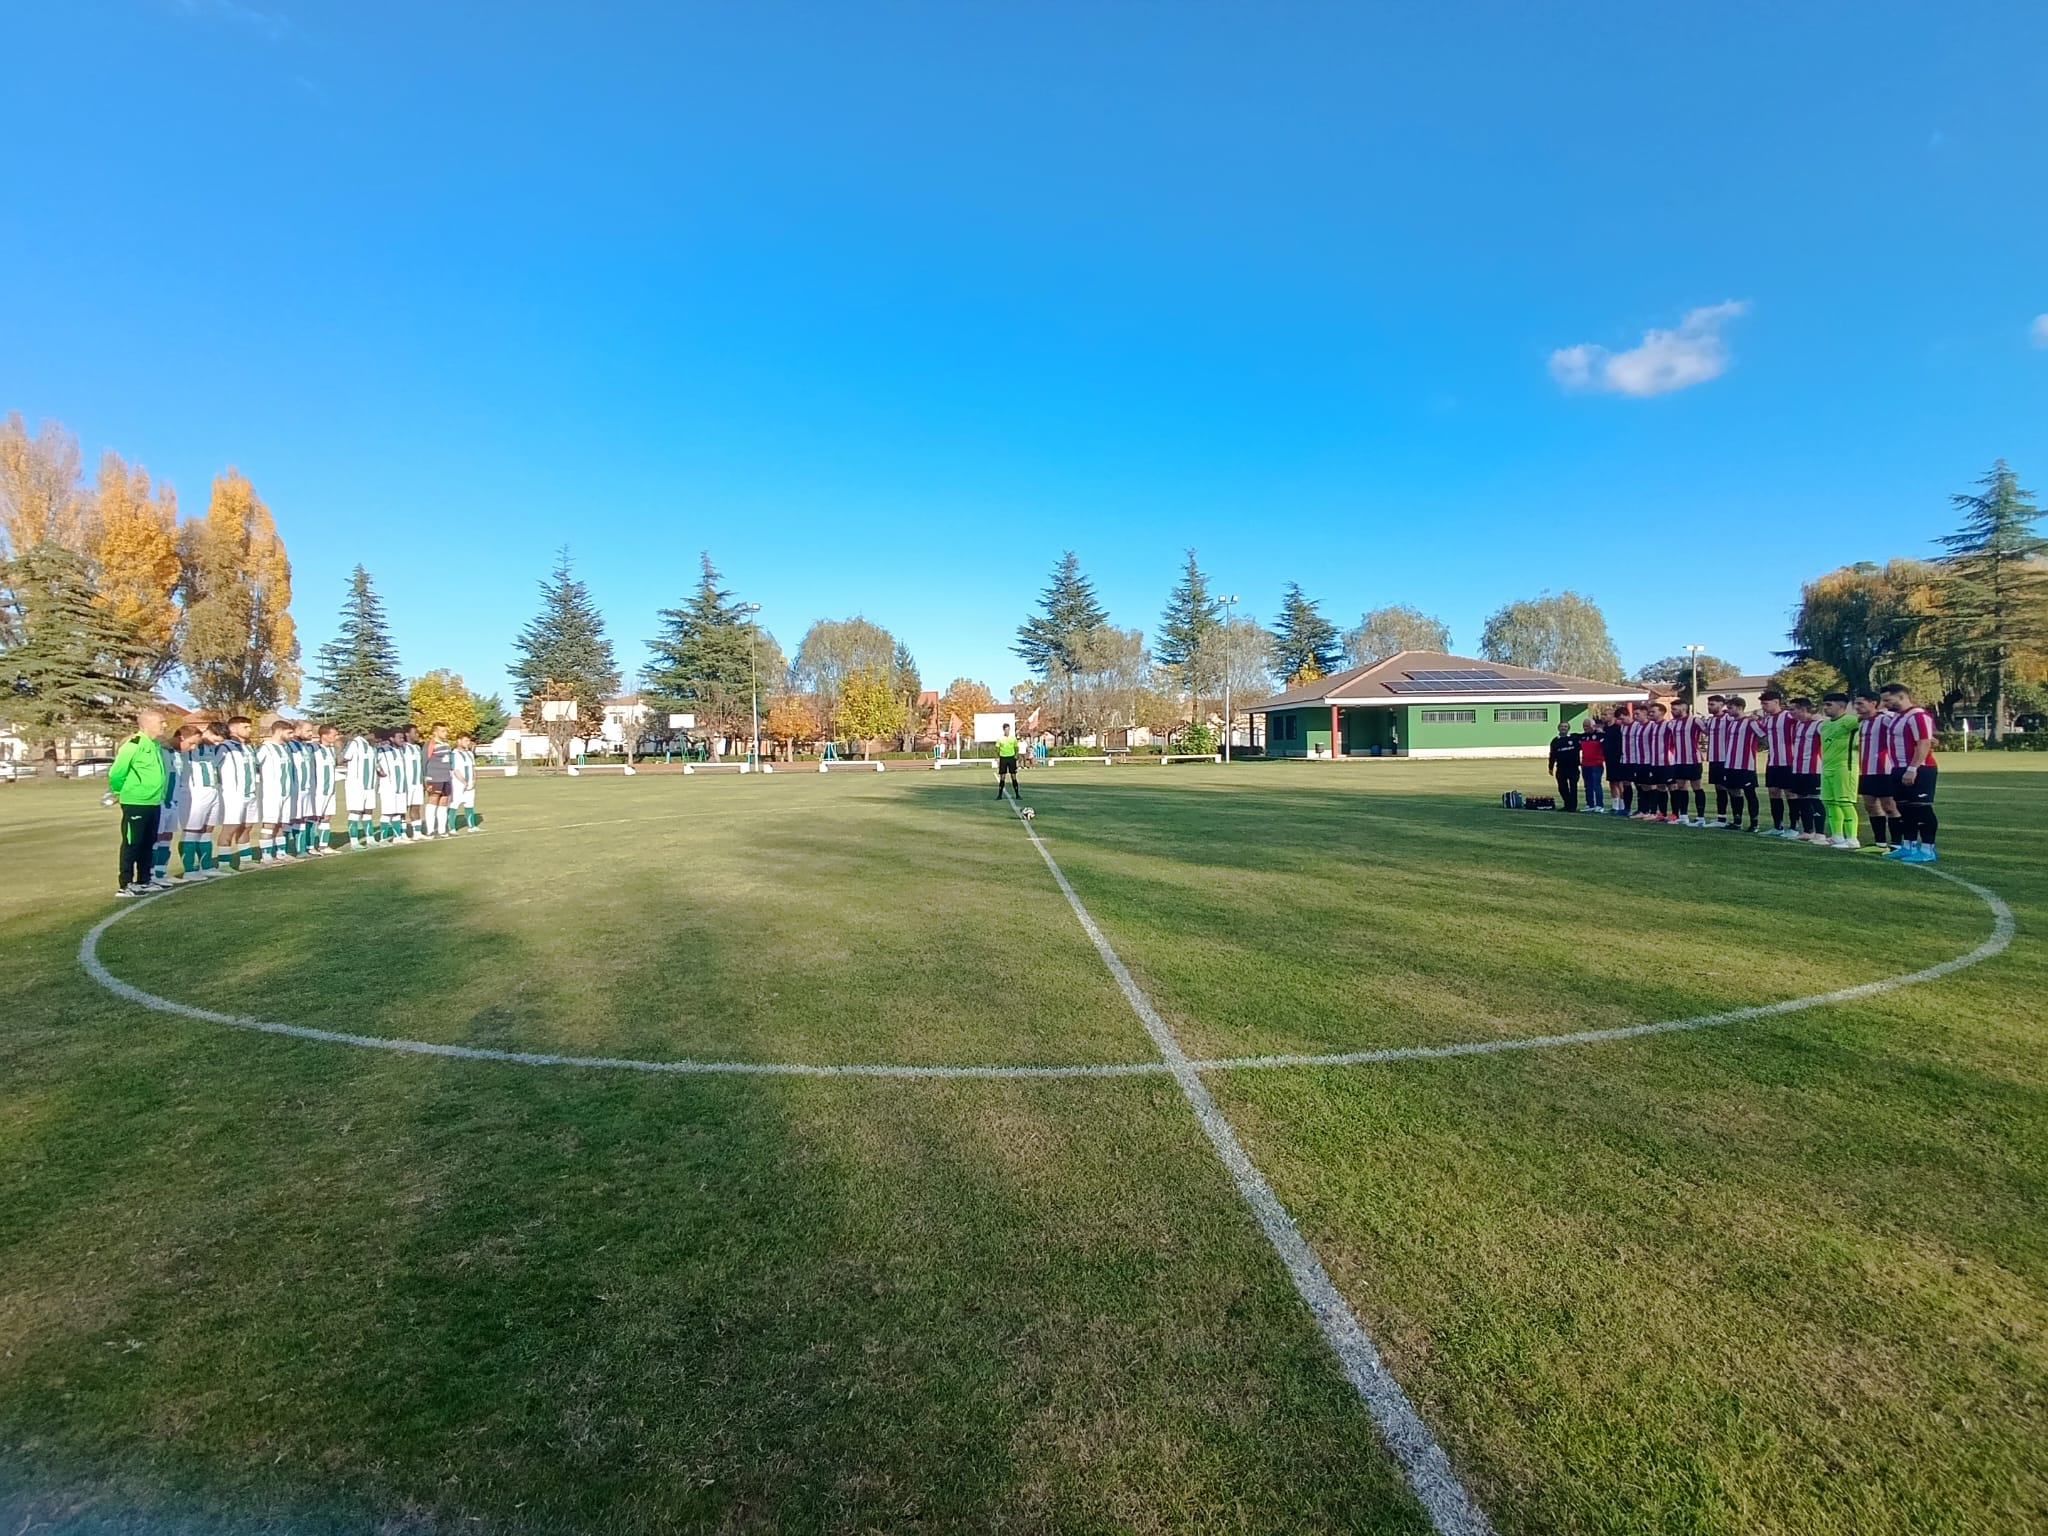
[1547,732,1581,811]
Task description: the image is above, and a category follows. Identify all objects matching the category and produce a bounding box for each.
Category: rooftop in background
[1249,652,1644,712]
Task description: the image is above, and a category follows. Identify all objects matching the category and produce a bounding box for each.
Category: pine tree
[1014,551,1109,738]
[0,543,148,747]
[469,690,511,744]
[511,549,621,759]
[1270,582,1342,685]
[308,566,409,732]
[179,468,298,714]
[1155,549,1222,724]
[1934,460,2046,740]
[642,552,759,747]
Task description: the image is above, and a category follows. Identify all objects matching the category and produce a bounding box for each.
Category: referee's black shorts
[996,756,1018,777]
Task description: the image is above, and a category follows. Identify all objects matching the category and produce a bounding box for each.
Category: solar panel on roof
[1384,676,1566,693]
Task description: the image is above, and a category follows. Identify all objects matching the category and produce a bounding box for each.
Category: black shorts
[996,756,1018,777]
[1791,772,1822,797]
[1896,763,1938,805]
[1722,768,1757,791]
[1764,765,1793,791]
[1707,763,1725,787]
[1858,772,1897,800]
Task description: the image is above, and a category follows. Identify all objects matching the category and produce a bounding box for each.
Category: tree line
[0,412,504,754]
[1779,461,2045,741]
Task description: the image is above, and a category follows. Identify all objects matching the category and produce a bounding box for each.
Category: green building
[1249,651,1643,759]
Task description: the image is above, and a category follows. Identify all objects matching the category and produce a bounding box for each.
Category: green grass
[3,759,2043,1533]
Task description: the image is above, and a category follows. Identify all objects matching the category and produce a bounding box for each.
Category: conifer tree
[643,553,762,747]
[309,566,408,732]
[1155,549,1222,724]
[511,548,620,754]
[1014,551,1109,737]
[1270,582,1343,685]
[0,543,148,747]
[1933,459,2046,740]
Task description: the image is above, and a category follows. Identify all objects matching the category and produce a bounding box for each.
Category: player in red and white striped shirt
[1854,690,1900,850]
[1879,682,1941,862]
[1786,698,1828,842]
[1666,697,1706,824]
[1719,695,1762,831]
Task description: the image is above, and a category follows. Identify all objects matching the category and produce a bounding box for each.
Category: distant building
[1704,673,1776,699]
[1249,650,1642,759]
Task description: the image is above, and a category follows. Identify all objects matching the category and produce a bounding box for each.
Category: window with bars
[1419,709,1477,725]
[1493,708,1549,722]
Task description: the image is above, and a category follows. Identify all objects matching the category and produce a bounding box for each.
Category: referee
[994,726,1021,801]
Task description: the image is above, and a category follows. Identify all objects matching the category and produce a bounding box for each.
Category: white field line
[1009,805,1493,1536]
[75,894,1167,1079]
[1192,866,2015,1073]
[78,860,2012,1092]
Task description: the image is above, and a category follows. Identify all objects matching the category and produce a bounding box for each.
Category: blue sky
[4,2,2044,699]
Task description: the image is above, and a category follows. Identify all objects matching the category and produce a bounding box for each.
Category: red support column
[1330,704,1341,758]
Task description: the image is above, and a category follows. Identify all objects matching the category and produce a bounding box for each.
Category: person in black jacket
[1601,708,1629,816]
[1547,722,1582,812]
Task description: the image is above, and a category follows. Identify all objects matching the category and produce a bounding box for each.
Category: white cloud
[2031,314,2048,348]
[1549,301,1749,398]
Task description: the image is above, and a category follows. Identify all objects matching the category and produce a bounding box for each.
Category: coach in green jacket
[107,706,169,896]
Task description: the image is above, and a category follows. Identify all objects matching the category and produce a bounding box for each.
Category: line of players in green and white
[149,717,481,882]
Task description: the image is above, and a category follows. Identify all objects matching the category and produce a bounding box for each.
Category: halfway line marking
[1010,803,1493,1536]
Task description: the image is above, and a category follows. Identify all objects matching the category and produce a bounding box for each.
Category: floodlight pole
[1222,594,1240,762]
[1684,643,1704,707]
[744,602,763,769]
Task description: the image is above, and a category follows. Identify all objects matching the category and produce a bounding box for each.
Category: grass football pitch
[2,758,2043,1535]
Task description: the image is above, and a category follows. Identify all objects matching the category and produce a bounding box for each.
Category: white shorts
[318,790,337,820]
[186,791,222,835]
[159,794,186,840]
[407,788,425,810]
[345,785,376,815]
[379,790,407,818]
[235,793,261,827]
[457,787,475,810]
[259,791,290,826]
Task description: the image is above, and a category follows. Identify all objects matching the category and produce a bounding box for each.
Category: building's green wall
[1263,701,1592,754]
[1263,707,1331,756]
[1401,701,1587,750]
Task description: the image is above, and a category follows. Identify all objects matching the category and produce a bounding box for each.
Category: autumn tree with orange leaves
[179,469,299,715]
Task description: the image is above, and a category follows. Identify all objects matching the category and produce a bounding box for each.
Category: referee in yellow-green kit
[994,726,1021,801]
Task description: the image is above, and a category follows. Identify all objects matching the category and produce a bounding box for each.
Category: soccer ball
[1020,807,1035,821]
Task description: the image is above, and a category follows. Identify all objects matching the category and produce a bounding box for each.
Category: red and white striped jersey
[1703,714,1728,765]
[1857,716,1895,775]
[1787,716,1823,773]
[1663,716,1698,767]
[1887,706,1939,769]
[1762,710,1799,768]
[1623,718,1649,764]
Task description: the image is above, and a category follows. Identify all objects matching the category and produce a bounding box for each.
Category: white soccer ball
[1020,807,1035,820]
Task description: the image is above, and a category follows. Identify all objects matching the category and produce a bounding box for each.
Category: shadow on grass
[3,859,1430,1535]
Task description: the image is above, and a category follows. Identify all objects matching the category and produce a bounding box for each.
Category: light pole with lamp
[1221,594,1239,762]
[1684,643,1704,709]
[743,602,762,769]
